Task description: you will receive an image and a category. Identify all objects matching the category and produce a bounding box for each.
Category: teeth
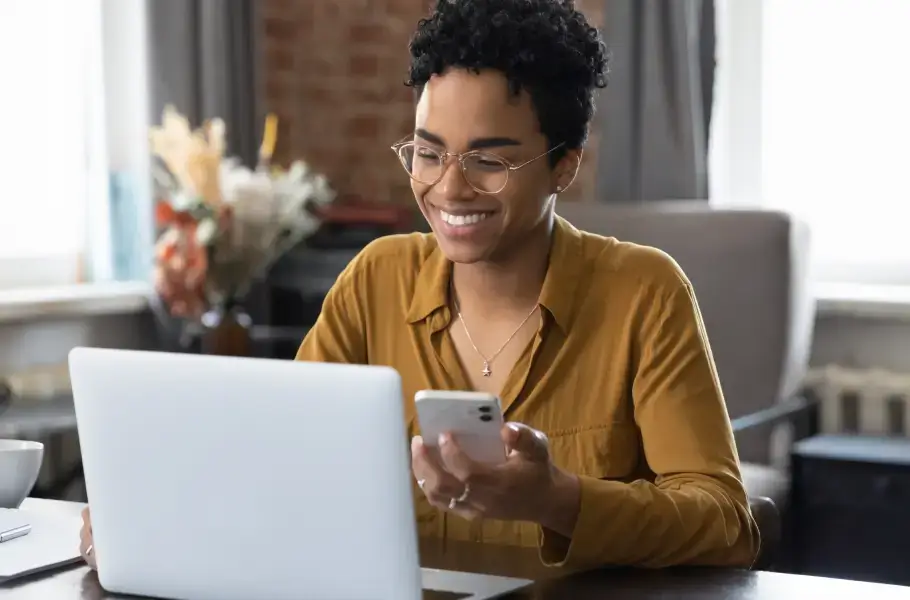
[440,210,490,227]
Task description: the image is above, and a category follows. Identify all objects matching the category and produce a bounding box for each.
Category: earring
[555,186,564,193]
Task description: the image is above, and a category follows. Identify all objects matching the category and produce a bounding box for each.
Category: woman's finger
[79,531,96,568]
[79,507,97,569]
[411,436,463,502]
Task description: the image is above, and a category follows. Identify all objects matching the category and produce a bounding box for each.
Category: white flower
[194,218,218,246]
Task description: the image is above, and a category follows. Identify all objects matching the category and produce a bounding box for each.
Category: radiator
[805,365,910,436]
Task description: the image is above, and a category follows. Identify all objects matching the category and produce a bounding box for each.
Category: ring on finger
[447,484,471,510]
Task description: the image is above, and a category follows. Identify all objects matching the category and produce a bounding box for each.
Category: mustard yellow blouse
[295,215,760,569]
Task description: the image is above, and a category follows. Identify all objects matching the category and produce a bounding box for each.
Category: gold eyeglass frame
[390,135,566,195]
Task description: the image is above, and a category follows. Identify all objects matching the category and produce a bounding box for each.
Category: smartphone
[414,390,507,465]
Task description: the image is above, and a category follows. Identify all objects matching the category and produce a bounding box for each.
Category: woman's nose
[435,157,476,202]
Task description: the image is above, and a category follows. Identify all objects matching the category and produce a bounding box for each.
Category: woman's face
[411,69,580,265]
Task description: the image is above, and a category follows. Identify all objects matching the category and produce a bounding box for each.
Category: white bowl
[0,440,44,508]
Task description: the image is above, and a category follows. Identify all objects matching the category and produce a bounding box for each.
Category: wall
[0,313,156,378]
[1,311,907,385]
[811,315,910,373]
[258,0,604,206]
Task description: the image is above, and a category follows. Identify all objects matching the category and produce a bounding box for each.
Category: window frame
[710,0,910,288]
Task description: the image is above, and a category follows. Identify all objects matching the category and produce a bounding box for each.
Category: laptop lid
[69,347,422,600]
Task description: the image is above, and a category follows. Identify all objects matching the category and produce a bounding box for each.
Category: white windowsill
[0,281,152,323]
[815,283,910,321]
[0,280,906,325]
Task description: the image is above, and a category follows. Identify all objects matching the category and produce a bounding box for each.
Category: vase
[200,299,253,356]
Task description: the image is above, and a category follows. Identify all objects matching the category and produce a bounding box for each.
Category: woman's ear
[553,149,583,194]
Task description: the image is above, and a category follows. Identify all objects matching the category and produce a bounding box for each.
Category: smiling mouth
[438,209,494,227]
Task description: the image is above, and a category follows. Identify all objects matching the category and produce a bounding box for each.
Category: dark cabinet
[791,435,910,586]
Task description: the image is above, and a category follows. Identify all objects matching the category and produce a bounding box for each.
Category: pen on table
[0,524,31,543]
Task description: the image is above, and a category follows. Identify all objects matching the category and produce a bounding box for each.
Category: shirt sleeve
[295,260,368,364]
[540,278,761,569]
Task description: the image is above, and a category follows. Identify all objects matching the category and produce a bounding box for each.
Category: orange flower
[154,225,209,318]
[154,200,176,227]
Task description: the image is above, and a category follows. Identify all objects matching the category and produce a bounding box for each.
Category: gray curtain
[146,0,261,167]
[597,0,715,203]
[143,0,264,347]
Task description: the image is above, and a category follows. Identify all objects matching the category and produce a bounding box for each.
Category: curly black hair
[406,0,609,164]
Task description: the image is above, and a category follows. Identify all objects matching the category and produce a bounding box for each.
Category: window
[0,0,152,294]
[0,0,107,290]
[711,0,910,286]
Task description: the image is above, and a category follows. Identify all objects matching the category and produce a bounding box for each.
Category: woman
[82,0,760,570]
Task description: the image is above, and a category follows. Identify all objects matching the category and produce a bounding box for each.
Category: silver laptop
[69,347,530,600]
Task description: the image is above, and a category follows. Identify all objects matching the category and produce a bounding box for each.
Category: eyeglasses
[390,136,564,195]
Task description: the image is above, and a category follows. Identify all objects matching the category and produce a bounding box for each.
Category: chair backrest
[557,202,815,464]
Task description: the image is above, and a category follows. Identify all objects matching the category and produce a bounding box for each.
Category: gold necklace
[453,296,539,377]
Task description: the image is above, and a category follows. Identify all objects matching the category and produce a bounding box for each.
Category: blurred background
[1,0,909,587]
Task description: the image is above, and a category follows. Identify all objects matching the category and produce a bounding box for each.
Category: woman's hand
[79,506,97,570]
[411,422,581,534]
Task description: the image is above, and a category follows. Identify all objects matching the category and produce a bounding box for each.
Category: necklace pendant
[481,362,492,377]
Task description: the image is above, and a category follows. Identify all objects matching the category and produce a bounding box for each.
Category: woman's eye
[472,156,507,170]
[416,147,440,160]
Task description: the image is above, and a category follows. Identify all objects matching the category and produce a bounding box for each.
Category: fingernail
[438,433,448,446]
[508,423,520,433]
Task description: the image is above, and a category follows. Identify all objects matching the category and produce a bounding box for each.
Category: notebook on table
[0,507,83,583]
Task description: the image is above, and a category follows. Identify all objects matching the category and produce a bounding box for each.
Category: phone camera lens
[480,414,493,422]
[478,406,492,413]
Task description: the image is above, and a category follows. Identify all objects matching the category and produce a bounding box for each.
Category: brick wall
[259,0,605,208]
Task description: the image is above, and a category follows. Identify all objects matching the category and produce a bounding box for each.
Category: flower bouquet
[149,106,335,353]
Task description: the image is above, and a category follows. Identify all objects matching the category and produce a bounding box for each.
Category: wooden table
[5,500,910,599]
